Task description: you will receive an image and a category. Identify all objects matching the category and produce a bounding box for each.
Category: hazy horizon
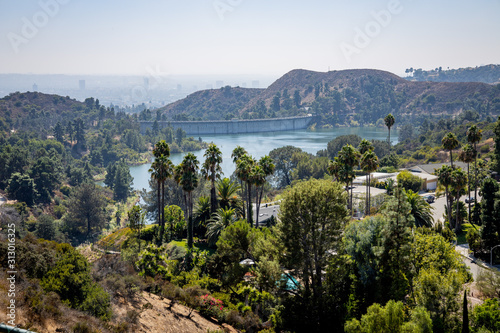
[1,0,499,77]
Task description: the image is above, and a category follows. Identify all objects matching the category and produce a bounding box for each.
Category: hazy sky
[1,0,499,77]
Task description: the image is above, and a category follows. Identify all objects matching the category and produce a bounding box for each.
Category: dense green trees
[278,179,348,330]
[105,160,133,202]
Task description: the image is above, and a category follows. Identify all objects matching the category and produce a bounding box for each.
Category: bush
[80,283,112,320]
[397,170,423,192]
[198,294,225,320]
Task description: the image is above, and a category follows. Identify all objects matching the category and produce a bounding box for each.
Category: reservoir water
[129,127,399,192]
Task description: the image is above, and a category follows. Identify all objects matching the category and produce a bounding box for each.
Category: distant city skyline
[0,0,499,77]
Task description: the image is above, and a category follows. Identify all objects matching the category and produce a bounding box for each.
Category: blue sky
[0,0,499,76]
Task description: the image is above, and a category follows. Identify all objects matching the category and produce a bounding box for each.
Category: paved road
[456,244,500,280]
[426,193,479,226]
[253,203,280,226]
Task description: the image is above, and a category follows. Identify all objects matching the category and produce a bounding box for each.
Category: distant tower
[79,79,86,90]
[252,80,260,88]
[144,77,149,90]
[32,83,38,92]
[206,84,213,89]
[215,80,224,88]
[241,82,247,88]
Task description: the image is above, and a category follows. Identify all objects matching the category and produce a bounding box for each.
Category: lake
[129,127,399,192]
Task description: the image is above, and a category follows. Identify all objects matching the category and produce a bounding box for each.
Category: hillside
[0,92,105,132]
[407,64,500,84]
[157,86,264,120]
[155,68,500,127]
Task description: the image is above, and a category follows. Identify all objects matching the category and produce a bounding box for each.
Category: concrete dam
[140,115,314,136]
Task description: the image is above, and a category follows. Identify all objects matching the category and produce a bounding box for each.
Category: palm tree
[405,190,433,227]
[232,146,248,218]
[451,168,467,233]
[201,143,223,214]
[358,139,373,154]
[194,196,211,237]
[338,144,361,217]
[384,114,395,146]
[467,125,482,206]
[458,144,476,223]
[436,165,453,225]
[231,145,247,163]
[253,155,275,228]
[236,154,256,226]
[442,132,459,168]
[149,140,173,245]
[216,177,241,211]
[360,150,379,216]
[176,153,199,249]
[205,207,237,246]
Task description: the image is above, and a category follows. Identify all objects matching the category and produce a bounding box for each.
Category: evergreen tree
[53,121,64,143]
[113,161,133,202]
[380,186,414,302]
[480,178,500,252]
[7,172,37,206]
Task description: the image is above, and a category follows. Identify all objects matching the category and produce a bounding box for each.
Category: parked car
[423,195,435,203]
[465,196,475,203]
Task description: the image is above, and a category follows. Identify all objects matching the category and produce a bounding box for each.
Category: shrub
[198,294,225,320]
[80,283,112,320]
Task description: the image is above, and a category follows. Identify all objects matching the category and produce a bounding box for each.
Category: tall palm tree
[205,207,237,246]
[458,144,476,223]
[360,150,379,216]
[176,153,199,249]
[236,154,256,226]
[467,125,482,205]
[149,140,173,245]
[442,132,459,168]
[405,190,434,227]
[201,143,223,214]
[338,144,361,217]
[253,155,275,228]
[232,146,248,218]
[384,114,395,146]
[436,165,453,226]
[451,168,467,233]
